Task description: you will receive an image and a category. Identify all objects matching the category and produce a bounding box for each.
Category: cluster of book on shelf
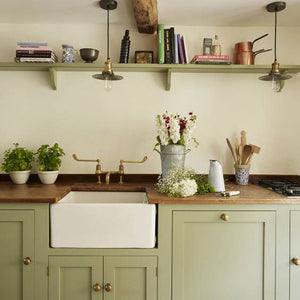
[158,25,189,64]
[158,25,231,65]
[15,43,58,63]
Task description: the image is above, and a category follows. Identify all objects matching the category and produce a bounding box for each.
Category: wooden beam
[131,0,158,34]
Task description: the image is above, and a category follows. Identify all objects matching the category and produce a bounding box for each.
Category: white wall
[0,24,299,175]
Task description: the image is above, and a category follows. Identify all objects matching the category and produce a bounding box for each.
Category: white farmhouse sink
[50,191,156,248]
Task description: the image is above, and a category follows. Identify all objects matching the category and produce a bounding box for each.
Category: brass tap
[119,156,148,184]
[72,154,102,184]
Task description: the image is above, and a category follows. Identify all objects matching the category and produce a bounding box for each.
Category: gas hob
[258,179,300,198]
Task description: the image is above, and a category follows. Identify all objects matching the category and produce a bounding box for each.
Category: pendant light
[92,0,123,91]
[259,1,291,92]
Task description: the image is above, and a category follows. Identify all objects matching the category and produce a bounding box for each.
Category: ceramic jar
[62,45,74,63]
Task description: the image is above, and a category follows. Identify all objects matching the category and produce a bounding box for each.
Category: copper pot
[234,34,269,53]
[234,49,272,65]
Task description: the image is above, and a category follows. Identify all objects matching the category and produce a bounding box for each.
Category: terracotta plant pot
[9,170,31,184]
[38,171,59,185]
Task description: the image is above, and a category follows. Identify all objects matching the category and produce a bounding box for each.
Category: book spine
[195,61,231,65]
[158,24,165,64]
[181,36,186,64]
[15,57,57,62]
[16,53,56,58]
[182,36,189,63]
[164,29,171,64]
[178,35,185,64]
[174,33,179,64]
[170,27,175,64]
[193,55,230,60]
[17,42,48,46]
[16,46,51,50]
[16,49,53,55]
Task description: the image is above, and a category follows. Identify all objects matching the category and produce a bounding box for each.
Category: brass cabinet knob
[93,284,102,292]
[220,214,229,221]
[292,258,300,266]
[23,257,32,265]
[105,283,112,292]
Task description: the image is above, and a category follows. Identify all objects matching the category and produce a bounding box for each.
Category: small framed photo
[135,51,154,64]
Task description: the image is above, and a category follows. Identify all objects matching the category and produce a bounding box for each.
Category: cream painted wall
[0,24,299,175]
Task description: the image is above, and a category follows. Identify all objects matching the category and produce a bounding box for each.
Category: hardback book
[16,49,53,55]
[17,42,48,46]
[164,29,171,64]
[181,36,189,64]
[195,61,231,65]
[17,42,51,51]
[177,35,185,64]
[170,27,175,63]
[174,33,179,64]
[193,55,230,60]
[157,24,165,64]
[15,57,57,63]
[16,51,57,59]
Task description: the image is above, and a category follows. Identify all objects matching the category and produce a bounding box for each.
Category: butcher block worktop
[0,180,296,204]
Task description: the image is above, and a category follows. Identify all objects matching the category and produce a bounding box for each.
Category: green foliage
[191,174,215,194]
[1,143,34,172]
[36,143,65,171]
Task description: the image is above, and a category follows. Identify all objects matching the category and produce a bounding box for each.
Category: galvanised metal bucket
[155,145,190,177]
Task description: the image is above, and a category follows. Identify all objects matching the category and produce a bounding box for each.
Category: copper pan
[233,49,272,65]
[234,33,269,53]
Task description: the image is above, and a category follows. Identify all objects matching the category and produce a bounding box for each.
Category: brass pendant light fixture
[259,1,291,92]
[92,0,123,91]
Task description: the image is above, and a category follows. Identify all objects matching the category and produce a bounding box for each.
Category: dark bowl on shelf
[79,48,99,63]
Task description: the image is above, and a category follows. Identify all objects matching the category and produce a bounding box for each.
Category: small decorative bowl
[79,48,99,63]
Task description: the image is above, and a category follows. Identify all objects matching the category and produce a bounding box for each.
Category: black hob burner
[258,179,300,197]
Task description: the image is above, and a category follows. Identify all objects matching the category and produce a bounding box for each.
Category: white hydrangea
[171,179,198,197]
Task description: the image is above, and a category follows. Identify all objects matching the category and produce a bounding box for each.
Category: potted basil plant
[36,143,65,184]
[1,143,34,184]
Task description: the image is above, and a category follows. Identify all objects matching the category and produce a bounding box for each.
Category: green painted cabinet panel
[49,256,103,300]
[290,211,300,300]
[0,210,35,300]
[173,211,275,300]
[104,256,157,300]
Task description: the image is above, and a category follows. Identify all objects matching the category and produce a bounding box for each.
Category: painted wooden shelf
[0,62,299,90]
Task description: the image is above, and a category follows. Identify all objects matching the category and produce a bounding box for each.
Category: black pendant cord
[107,6,110,61]
[274,8,277,61]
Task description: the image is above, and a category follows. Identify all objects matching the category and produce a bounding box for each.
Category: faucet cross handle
[119,156,148,184]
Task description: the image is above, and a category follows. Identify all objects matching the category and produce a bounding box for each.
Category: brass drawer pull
[93,283,102,292]
[105,283,112,292]
[220,214,229,221]
[292,258,300,266]
[23,257,32,265]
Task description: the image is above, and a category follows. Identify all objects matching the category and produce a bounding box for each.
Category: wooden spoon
[226,138,237,164]
[246,144,261,164]
[242,144,251,164]
[235,138,240,164]
[240,130,246,163]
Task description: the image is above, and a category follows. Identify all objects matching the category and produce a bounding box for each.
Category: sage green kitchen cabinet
[0,210,35,300]
[49,256,157,300]
[104,256,157,300]
[290,211,300,300]
[172,210,276,300]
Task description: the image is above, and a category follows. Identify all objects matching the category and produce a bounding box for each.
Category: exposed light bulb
[271,77,281,92]
[104,77,112,91]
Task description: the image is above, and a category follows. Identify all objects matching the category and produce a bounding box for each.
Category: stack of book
[158,25,189,64]
[15,43,58,63]
[190,55,231,65]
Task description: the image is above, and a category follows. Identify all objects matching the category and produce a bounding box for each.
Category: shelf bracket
[49,68,57,90]
[166,68,172,91]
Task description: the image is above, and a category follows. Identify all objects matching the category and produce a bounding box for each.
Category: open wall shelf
[0,62,299,91]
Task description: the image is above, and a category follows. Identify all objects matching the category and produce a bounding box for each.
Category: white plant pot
[38,171,59,185]
[9,170,31,184]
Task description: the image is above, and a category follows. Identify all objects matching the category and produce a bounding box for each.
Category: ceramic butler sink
[50,191,156,248]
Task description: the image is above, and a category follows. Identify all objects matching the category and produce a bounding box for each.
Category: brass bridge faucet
[72,154,147,184]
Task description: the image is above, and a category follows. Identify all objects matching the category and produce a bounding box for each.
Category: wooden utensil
[235,138,240,164]
[246,144,261,164]
[242,144,252,164]
[240,130,247,162]
[226,138,237,164]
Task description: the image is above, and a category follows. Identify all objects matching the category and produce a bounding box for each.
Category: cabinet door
[104,256,157,300]
[290,211,300,300]
[49,256,103,300]
[173,211,275,300]
[0,210,34,300]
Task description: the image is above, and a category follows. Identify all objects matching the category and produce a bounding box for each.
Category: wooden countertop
[0,181,298,204]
